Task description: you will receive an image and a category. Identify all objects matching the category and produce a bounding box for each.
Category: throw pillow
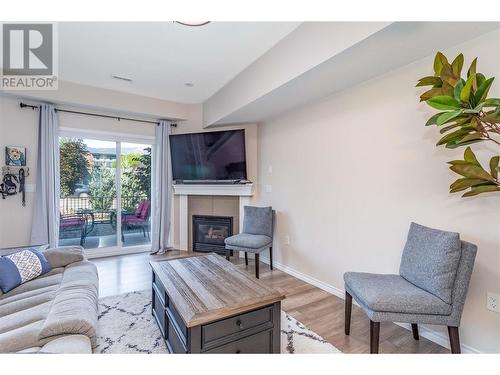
[399,222,461,304]
[0,249,52,293]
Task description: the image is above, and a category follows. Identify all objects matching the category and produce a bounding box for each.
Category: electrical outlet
[487,292,500,313]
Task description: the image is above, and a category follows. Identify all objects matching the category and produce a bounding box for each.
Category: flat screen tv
[169,129,247,183]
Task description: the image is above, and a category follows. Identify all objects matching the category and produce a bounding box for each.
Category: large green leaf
[467,58,477,77]
[462,185,500,197]
[434,52,448,75]
[426,96,461,110]
[450,164,497,182]
[436,110,462,125]
[474,77,494,103]
[484,98,500,107]
[419,88,442,102]
[449,178,487,193]
[476,73,486,88]
[440,63,458,86]
[490,156,500,179]
[483,108,500,123]
[463,147,481,166]
[437,128,470,146]
[439,122,472,134]
[460,75,475,103]
[416,76,442,87]
[453,79,465,102]
[448,160,474,165]
[447,139,484,149]
[451,53,464,77]
[425,112,445,126]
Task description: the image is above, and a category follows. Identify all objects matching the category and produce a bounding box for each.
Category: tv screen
[169,129,247,182]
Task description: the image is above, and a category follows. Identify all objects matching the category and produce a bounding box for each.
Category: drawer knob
[235,350,241,354]
[236,320,244,329]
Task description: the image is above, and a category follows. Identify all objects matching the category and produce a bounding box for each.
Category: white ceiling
[58,22,300,104]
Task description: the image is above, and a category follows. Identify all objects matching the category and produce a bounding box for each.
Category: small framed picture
[5,146,26,166]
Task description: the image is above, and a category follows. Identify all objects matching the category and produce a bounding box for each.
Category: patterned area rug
[96,290,341,354]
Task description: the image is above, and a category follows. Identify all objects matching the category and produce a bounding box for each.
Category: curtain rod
[19,102,177,127]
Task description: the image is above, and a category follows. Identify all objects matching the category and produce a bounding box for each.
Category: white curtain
[150,120,173,254]
[30,104,60,247]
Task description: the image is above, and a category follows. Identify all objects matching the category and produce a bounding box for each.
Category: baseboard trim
[260,255,481,354]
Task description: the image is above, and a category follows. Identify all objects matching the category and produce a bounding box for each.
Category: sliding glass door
[58,135,152,256]
[120,142,152,248]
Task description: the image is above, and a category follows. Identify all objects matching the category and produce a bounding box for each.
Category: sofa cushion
[399,222,461,304]
[242,206,273,237]
[344,272,452,315]
[0,249,52,293]
[43,246,85,268]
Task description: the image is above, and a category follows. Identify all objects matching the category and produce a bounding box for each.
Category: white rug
[96,290,341,354]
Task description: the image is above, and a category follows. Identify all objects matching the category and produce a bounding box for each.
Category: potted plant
[417,52,500,196]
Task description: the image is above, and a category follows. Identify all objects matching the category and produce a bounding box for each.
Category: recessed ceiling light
[174,21,211,27]
[184,83,194,87]
[111,74,133,82]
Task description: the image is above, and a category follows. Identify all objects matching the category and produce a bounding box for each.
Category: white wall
[256,29,500,353]
[0,96,39,247]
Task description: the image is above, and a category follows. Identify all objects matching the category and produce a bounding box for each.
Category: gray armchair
[224,206,274,278]
[344,222,477,354]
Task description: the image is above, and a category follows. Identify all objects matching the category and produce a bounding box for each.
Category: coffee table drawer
[152,272,167,306]
[205,329,273,354]
[152,289,166,337]
[166,314,187,353]
[202,306,273,346]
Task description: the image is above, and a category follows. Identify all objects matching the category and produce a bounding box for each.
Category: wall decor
[5,146,26,166]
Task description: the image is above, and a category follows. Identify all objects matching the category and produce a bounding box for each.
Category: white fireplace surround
[173,184,254,250]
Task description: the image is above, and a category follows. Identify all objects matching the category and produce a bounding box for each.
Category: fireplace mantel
[173,183,253,197]
[173,184,254,250]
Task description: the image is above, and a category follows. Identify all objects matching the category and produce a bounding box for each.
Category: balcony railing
[60,195,148,217]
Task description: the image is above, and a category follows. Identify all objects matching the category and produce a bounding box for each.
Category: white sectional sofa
[0,246,99,353]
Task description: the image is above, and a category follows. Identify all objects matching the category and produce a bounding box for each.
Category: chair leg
[269,246,273,270]
[411,324,419,340]
[225,249,230,261]
[244,252,248,266]
[255,253,260,279]
[447,326,461,354]
[370,320,380,354]
[345,292,352,335]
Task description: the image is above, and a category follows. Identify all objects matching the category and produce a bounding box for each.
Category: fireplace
[192,215,233,254]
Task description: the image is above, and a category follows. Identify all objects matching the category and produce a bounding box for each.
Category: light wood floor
[92,250,449,354]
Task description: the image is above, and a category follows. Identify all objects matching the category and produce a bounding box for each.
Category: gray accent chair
[343,222,477,354]
[224,206,274,278]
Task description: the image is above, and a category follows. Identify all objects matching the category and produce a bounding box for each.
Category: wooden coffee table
[150,253,285,353]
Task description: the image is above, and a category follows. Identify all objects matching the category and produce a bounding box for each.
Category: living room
[1,1,499,373]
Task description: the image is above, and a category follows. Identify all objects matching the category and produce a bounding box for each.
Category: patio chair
[121,199,151,242]
[59,213,90,246]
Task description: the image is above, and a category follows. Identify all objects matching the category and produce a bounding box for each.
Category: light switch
[265,184,272,193]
